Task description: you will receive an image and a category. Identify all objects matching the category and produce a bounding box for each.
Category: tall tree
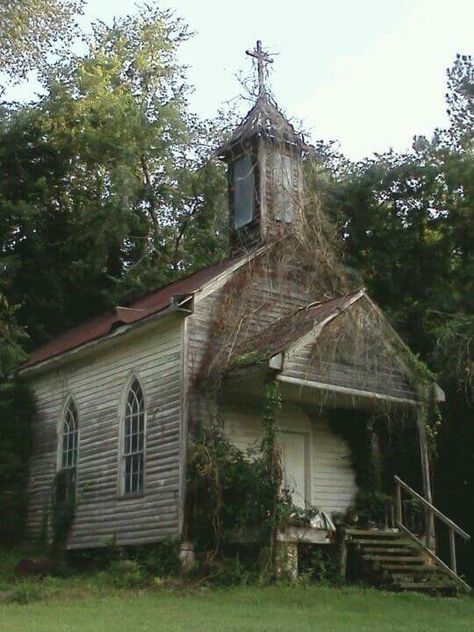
[0,0,84,82]
[0,5,227,348]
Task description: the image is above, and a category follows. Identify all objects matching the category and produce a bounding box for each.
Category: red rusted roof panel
[23,257,237,369]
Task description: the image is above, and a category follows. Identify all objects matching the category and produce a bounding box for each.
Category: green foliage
[0,5,227,349]
[354,491,391,526]
[0,294,27,378]
[107,559,148,589]
[328,409,378,492]
[0,378,35,543]
[186,382,287,578]
[51,469,76,551]
[298,545,341,585]
[0,1,85,81]
[3,579,45,604]
[132,540,181,578]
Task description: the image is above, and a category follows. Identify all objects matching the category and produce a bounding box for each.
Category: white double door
[279,431,308,508]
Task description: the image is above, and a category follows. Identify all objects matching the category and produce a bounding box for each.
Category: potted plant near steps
[353,491,392,529]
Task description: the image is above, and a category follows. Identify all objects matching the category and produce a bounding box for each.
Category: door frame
[279,428,312,507]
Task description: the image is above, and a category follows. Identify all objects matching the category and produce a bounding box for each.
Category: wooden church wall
[26,316,186,548]
[221,404,357,515]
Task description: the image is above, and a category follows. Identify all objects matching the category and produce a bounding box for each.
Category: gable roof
[22,256,243,370]
[227,288,430,404]
[230,289,364,367]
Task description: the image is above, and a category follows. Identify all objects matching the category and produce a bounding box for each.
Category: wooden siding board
[26,317,185,548]
[221,406,357,516]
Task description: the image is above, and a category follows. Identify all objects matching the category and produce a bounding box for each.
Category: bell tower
[218,41,307,253]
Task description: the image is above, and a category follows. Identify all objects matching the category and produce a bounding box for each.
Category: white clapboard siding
[311,421,357,514]
[26,315,185,548]
[222,405,357,516]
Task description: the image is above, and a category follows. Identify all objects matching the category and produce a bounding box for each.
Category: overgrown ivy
[327,406,422,525]
[51,469,77,553]
[185,381,291,579]
[0,377,35,543]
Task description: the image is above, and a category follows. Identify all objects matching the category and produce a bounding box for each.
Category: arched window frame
[119,375,147,497]
[57,396,79,473]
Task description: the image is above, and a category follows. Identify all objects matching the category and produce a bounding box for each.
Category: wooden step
[346,529,400,538]
[350,537,409,545]
[392,580,457,595]
[346,526,465,596]
[363,555,424,564]
[363,545,418,555]
[380,565,446,578]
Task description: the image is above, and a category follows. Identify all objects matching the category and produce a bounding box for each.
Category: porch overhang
[220,364,421,413]
[276,373,420,411]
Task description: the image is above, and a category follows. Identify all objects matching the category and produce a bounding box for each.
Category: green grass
[1,583,473,632]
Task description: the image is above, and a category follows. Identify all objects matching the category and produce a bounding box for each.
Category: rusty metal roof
[23,257,238,370]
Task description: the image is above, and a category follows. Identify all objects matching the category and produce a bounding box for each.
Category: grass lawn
[1,583,473,632]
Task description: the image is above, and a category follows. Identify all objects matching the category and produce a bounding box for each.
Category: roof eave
[20,303,191,378]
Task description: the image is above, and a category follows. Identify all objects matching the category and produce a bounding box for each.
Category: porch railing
[394,475,471,592]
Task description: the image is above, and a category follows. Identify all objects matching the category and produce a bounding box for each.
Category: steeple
[218,41,307,253]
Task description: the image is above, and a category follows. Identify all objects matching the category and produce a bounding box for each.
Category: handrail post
[395,479,402,525]
[449,527,457,575]
[416,411,436,550]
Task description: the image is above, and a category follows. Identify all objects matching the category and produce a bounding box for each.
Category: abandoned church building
[20,43,470,593]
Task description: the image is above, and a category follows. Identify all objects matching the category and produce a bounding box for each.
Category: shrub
[4,581,44,604]
[108,559,148,589]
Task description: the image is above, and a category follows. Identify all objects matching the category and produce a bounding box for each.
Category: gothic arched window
[122,378,145,495]
[61,399,79,470]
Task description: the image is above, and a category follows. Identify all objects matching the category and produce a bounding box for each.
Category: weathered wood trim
[281,290,365,364]
[276,374,419,407]
[178,317,188,536]
[276,527,332,544]
[193,246,269,303]
[116,372,148,499]
[415,412,435,548]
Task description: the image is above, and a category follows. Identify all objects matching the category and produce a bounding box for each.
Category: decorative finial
[245,40,273,97]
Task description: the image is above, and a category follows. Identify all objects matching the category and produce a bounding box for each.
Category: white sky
[6,0,474,159]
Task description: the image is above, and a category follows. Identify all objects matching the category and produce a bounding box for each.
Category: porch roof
[231,289,364,367]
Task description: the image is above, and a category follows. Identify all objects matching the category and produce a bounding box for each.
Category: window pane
[61,401,78,470]
[123,380,145,495]
[233,154,255,228]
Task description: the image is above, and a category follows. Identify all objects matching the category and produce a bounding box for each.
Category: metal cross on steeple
[246,40,273,97]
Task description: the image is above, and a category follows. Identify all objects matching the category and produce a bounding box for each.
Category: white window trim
[118,373,147,498]
[57,395,80,473]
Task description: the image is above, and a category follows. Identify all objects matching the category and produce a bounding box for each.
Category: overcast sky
[7,0,474,159]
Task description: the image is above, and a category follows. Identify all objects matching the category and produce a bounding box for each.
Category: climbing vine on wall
[185,381,291,578]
